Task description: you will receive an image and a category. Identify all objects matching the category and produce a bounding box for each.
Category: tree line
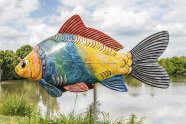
[0,45,185,80]
[157,56,186,75]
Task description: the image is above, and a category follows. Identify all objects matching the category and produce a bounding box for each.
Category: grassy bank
[0,114,144,124]
[0,91,144,124]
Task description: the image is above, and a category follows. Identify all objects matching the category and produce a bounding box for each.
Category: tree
[1,50,21,79]
[0,59,3,67]
[158,56,186,75]
[0,58,3,80]
[16,45,32,59]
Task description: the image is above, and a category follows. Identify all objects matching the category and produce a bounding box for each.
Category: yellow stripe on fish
[74,36,133,81]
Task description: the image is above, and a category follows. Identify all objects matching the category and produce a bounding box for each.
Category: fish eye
[19,60,29,69]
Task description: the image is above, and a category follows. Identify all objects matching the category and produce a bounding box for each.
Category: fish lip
[32,68,42,80]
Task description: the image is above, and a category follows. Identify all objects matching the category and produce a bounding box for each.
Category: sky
[0,0,186,58]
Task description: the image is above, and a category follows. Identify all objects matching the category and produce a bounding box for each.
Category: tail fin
[130,31,170,88]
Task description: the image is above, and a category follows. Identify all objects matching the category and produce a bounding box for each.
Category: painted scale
[15,15,170,97]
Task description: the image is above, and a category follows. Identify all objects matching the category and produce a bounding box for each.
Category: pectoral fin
[39,79,62,97]
[64,82,89,92]
[100,75,128,92]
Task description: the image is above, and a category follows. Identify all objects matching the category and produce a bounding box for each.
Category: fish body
[15,15,170,97]
[37,34,132,84]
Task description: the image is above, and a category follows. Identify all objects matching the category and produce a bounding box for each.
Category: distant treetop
[157,56,186,75]
[16,45,33,59]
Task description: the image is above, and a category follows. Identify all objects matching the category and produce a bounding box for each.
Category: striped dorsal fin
[58,15,124,51]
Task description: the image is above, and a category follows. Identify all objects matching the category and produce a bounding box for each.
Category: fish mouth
[31,64,42,80]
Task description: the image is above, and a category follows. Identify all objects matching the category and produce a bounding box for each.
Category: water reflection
[0,80,59,114]
[124,76,142,97]
[0,75,186,124]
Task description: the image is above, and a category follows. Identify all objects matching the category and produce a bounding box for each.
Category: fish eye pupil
[21,60,26,68]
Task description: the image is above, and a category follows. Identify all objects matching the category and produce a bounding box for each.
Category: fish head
[15,46,42,80]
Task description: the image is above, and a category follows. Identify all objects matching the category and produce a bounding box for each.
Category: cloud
[156,23,185,36]
[0,0,39,25]
[54,0,154,36]
[0,16,57,51]
[0,0,185,57]
[0,0,59,51]
[91,7,152,36]
[48,5,91,24]
[25,22,57,44]
[0,26,27,50]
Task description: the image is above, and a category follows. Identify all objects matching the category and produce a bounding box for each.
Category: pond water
[0,75,186,124]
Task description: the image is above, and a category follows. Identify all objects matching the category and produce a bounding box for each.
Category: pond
[0,75,186,124]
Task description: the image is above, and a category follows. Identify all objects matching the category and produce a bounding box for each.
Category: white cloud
[49,5,91,24]
[26,22,57,44]
[156,23,185,36]
[58,0,103,8]
[91,7,152,36]
[161,0,186,22]
[0,0,185,57]
[0,0,39,25]
[0,26,27,50]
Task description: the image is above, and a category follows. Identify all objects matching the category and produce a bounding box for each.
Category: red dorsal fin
[63,82,89,92]
[58,15,124,51]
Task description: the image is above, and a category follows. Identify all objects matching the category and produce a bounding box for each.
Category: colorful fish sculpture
[15,15,170,97]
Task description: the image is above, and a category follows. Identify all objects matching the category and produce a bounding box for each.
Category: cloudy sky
[0,0,185,57]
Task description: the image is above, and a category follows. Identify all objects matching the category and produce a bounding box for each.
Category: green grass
[0,91,36,117]
[0,91,145,124]
[0,115,26,124]
[0,113,145,124]
[1,103,144,124]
